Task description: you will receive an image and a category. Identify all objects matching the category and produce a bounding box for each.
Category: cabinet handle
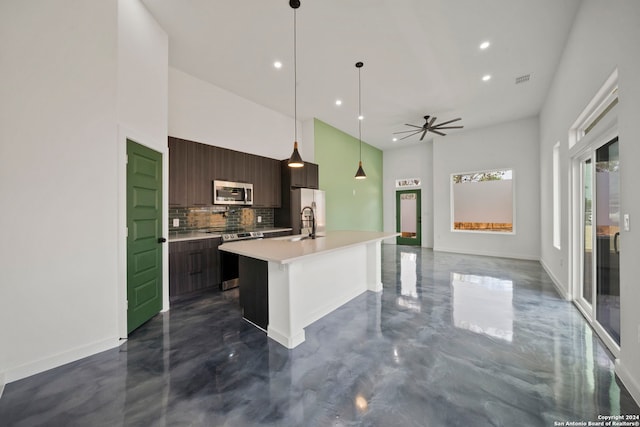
[158,237,167,243]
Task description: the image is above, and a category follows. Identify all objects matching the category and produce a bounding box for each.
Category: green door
[396,189,421,246]
[127,139,163,333]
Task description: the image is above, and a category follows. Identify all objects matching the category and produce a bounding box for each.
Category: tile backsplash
[169,206,274,232]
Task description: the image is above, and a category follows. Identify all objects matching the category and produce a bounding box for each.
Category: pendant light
[287,0,304,168]
[354,61,367,179]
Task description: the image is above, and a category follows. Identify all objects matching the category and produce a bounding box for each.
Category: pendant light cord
[293,9,298,142]
[354,61,366,179]
[358,64,362,161]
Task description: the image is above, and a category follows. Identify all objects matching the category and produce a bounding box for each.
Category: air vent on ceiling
[515,74,531,84]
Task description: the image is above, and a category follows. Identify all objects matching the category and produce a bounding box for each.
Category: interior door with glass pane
[396,190,421,246]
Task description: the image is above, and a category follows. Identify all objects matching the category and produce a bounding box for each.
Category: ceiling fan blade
[399,131,422,141]
[393,129,425,134]
[419,129,428,141]
[435,117,461,126]
[404,124,423,129]
[432,125,464,130]
[428,116,437,128]
[430,130,446,136]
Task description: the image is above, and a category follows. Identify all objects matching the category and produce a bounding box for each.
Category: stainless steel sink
[288,235,324,242]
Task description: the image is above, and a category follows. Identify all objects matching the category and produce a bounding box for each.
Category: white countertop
[169,228,292,242]
[219,230,398,264]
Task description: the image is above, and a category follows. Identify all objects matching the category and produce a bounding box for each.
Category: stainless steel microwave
[213,180,253,205]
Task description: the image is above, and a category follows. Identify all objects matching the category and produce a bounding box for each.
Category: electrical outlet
[257,216,262,223]
[172,218,180,227]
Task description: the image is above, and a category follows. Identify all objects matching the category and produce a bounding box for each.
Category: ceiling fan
[393,115,463,141]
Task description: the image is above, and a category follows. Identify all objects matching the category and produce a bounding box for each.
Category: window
[451,169,514,233]
[570,69,618,149]
[553,142,561,249]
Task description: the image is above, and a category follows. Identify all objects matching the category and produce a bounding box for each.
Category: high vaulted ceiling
[141,0,581,150]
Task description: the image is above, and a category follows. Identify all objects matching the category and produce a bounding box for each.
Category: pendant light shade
[289,141,304,168]
[354,61,366,179]
[355,160,366,179]
[288,0,304,168]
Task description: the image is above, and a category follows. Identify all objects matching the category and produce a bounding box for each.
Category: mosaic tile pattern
[169,206,274,232]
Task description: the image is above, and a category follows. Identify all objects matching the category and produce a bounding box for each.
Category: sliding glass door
[575,137,620,350]
[594,137,620,344]
[581,158,594,306]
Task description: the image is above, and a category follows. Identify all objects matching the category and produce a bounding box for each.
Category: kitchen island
[219,230,398,348]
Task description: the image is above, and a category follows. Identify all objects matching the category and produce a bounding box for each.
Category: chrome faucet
[301,206,316,239]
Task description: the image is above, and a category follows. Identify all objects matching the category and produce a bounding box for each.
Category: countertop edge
[169,228,293,243]
[219,231,399,264]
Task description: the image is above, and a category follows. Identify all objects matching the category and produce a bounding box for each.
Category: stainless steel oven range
[219,231,263,290]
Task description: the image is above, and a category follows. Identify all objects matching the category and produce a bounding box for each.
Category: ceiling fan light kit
[393,115,464,141]
[287,0,304,168]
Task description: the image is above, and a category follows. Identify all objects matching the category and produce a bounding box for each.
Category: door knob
[158,237,167,243]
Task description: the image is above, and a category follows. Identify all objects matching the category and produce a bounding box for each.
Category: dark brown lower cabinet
[169,238,221,296]
[238,256,269,330]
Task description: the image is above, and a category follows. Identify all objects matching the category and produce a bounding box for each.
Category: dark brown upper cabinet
[168,137,188,207]
[281,160,319,190]
[168,137,281,208]
[252,156,281,207]
[186,141,210,206]
[169,137,210,206]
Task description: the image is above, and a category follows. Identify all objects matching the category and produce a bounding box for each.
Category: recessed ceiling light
[335,99,342,106]
[482,74,492,82]
[392,137,398,142]
[480,41,490,50]
[273,61,282,69]
[358,115,364,120]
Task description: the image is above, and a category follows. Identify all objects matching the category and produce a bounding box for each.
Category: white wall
[539,0,640,404]
[117,0,169,332]
[433,117,540,260]
[169,68,307,161]
[0,1,120,382]
[0,0,168,383]
[117,0,168,146]
[383,143,434,247]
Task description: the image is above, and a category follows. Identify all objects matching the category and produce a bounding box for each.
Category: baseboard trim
[5,336,120,384]
[539,258,570,300]
[615,359,640,407]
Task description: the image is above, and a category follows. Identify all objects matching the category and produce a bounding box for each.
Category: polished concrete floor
[1,246,638,426]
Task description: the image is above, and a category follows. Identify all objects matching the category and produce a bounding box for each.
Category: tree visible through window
[452,169,513,232]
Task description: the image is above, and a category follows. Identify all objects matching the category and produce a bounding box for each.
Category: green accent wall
[314,118,383,231]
